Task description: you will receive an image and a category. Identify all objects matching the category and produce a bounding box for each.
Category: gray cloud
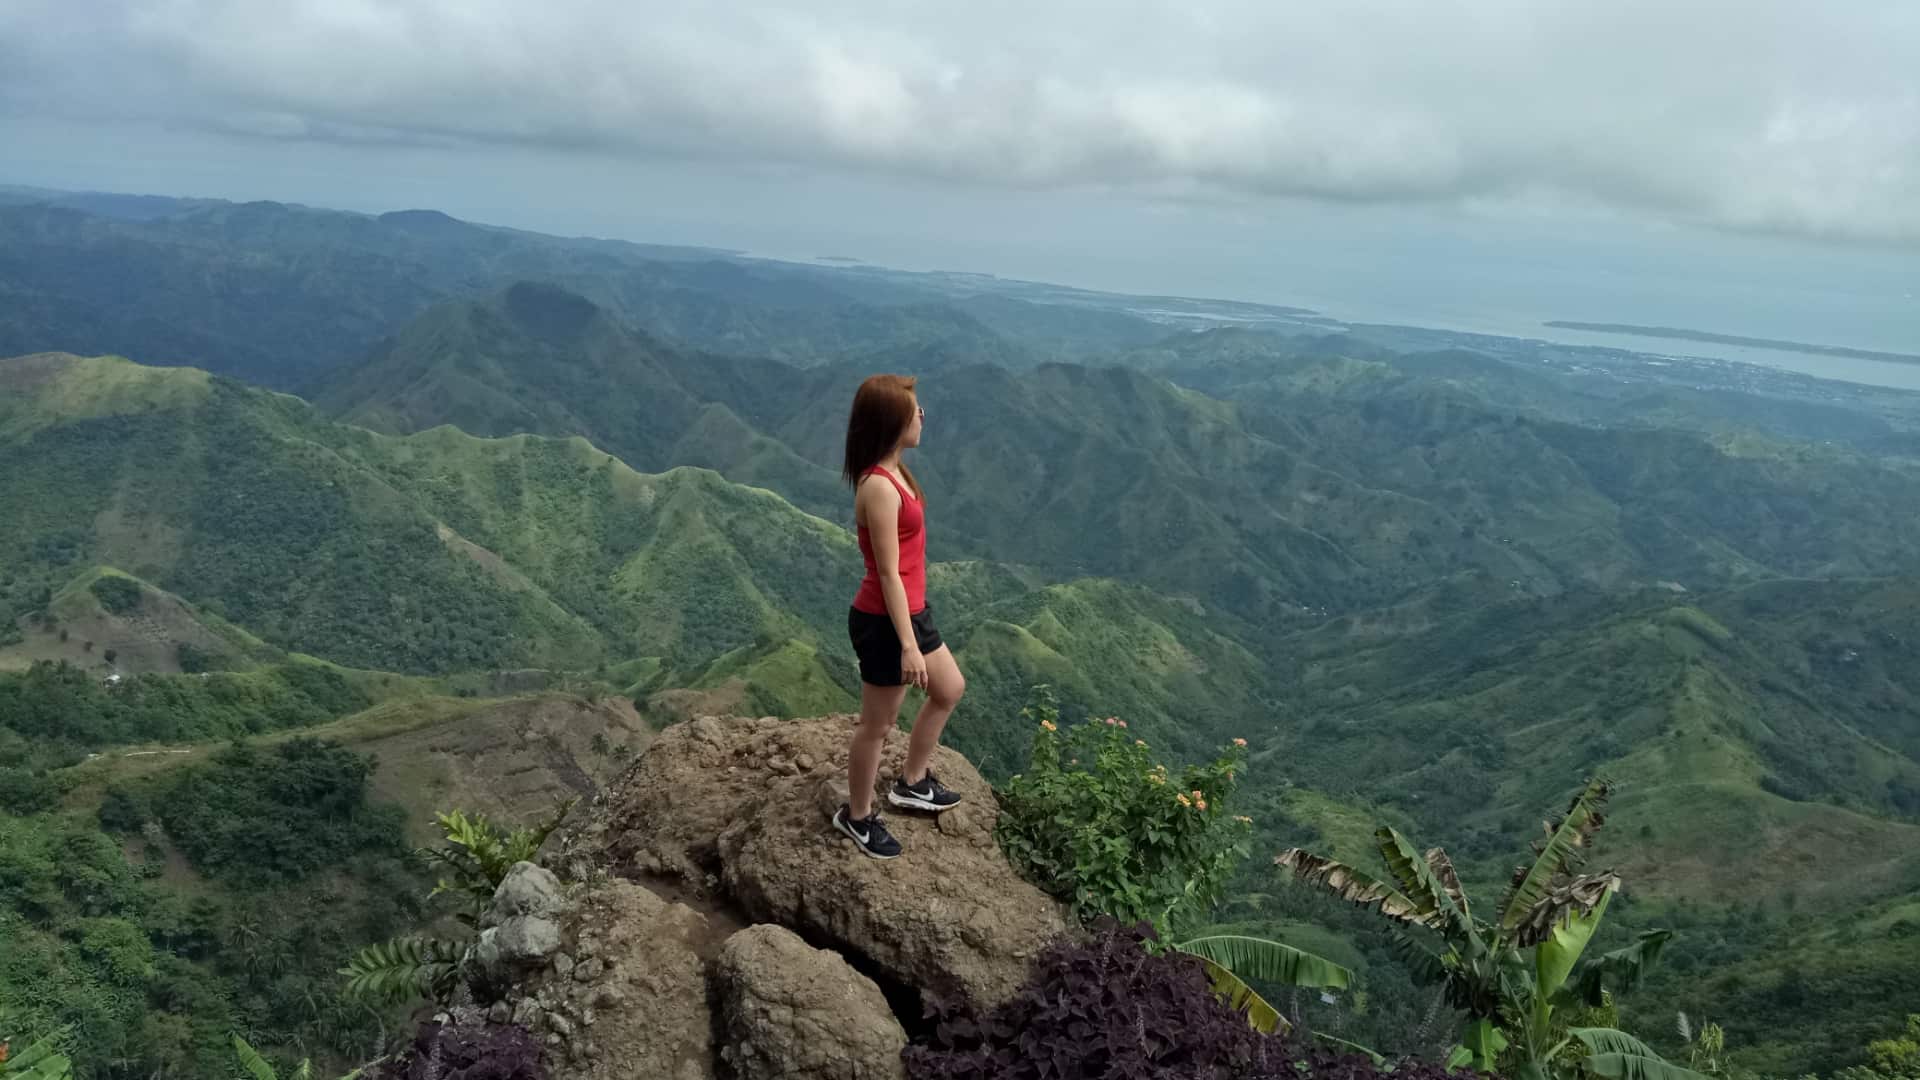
[4,0,1917,244]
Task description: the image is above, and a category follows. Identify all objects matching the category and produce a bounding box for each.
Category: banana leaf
[1175,935,1354,989]
[1276,848,1432,927]
[1498,778,1612,934]
[1573,1028,1713,1080]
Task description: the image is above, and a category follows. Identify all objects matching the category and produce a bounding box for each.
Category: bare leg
[903,645,966,784]
[848,680,910,819]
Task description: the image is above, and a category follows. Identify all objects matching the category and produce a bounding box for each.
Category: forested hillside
[3,190,1919,1079]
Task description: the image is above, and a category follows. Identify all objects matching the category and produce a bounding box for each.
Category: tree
[1835,1014,1920,1080]
[1276,778,1702,1080]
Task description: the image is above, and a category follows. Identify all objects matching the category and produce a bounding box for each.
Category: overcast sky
[3,0,1914,354]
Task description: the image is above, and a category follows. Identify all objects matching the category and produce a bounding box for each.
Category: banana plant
[233,1035,313,1080]
[1169,932,1354,1034]
[231,1034,365,1080]
[1276,777,1704,1080]
[0,1027,74,1080]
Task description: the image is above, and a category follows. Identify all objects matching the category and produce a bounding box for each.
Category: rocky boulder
[472,862,571,983]
[494,877,722,1079]
[716,924,907,1080]
[558,714,1070,1009]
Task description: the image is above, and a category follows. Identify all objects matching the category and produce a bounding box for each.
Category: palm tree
[1275,778,1704,1080]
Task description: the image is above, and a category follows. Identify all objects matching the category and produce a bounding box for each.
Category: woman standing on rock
[834,374,966,859]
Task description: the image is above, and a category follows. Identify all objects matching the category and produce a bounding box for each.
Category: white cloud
[3,0,1917,244]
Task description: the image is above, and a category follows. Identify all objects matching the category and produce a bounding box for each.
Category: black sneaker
[833,803,903,859]
[888,771,962,813]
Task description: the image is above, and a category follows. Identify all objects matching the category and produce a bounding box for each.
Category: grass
[0,353,211,440]
[689,637,857,717]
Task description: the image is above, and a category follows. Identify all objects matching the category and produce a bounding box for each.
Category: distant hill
[0,565,282,675]
[310,288,1920,632]
[1214,572,1920,1075]
[0,199,1077,389]
[0,351,865,675]
[317,282,848,521]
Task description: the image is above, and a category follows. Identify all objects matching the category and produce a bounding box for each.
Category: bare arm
[858,476,928,688]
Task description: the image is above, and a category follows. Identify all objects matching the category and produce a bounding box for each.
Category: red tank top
[853,467,926,615]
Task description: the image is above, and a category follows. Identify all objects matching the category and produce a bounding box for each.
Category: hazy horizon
[3,0,1915,372]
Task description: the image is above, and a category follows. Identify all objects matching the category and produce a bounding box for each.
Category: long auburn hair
[842,374,924,501]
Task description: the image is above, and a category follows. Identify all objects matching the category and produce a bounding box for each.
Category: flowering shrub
[994,686,1251,931]
[905,923,1462,1080]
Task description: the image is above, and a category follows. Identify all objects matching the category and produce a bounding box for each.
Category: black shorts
[848,604,943,687]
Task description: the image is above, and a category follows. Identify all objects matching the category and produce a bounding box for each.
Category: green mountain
[310,285,1920,665]
[317,282,848,521]
[946,578,1274,776]
[1267,579,1920,872]
[0,200,1050,390]
[0,352,865,677]
[1230,574,1920,1073]
[9,192,1920,1077]
[1145,327,1920,448]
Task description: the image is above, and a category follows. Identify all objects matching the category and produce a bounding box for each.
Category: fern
[340,937,466,1005]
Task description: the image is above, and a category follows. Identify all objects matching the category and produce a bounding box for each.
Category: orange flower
[1192,790,1205,801]
[1196,800,1209,812]
[1234,815,1253,825]
[1104,717,1117,725]
[1041,719,1057,732]
[1175,793,1192,807]
[1149,774,1165,784]
[1118,719,1128,728]
[1233,737,1248,748]
[1135,739,1147,747]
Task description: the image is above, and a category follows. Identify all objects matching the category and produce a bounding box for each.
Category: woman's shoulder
[856,470,902,503]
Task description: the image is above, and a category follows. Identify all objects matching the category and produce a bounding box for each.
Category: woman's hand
[900,646,929,690]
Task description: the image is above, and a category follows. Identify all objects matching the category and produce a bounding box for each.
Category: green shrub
[994,685,1252,931]
[88,575,143,615]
